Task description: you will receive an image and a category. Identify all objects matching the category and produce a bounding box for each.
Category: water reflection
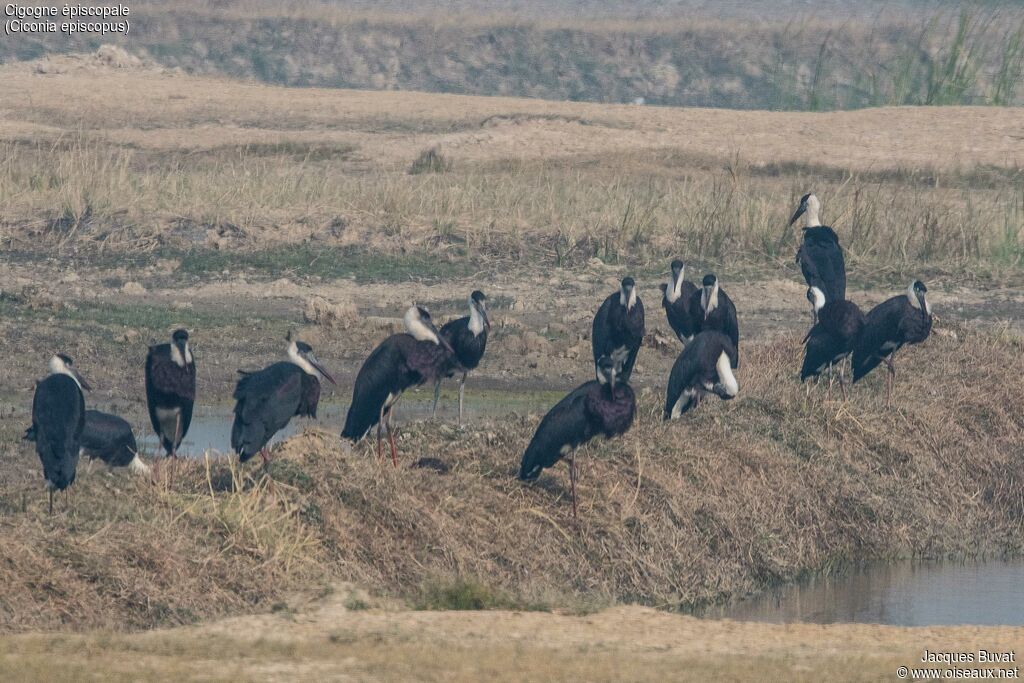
[704,560,1024,626]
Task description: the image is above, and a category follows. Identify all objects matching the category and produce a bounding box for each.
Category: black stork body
[30,354,89,513]
[432,290,490,426]
[518,355,636,521]
[800,286,866,398]
[25,410,148,476]
[663,331,739,419]
[660,259,699,345]
[688,274,740,368]
[231,339,336,464]
[145,329,196,459]
[852,280,933,405]
[591,277,645,383]
[342,306,453,465]
[790,193,846,304]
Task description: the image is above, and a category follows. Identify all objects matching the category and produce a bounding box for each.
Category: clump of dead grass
[1,326,1022,632]
[408,146,452,175]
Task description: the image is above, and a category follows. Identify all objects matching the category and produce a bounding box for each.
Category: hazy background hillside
[3,0,1024,109]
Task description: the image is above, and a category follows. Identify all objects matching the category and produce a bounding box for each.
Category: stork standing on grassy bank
[28,410,150,478]
[852,280,933,406]
[231,336,335,466]
[663,331,739,419]
[660,259,699,345]
[30,354,89,514]
[432,290,490,426]
[145,329,196,459]
[592,277,645,383]
[790,193,846,306]
[342,306,453,465]
[518,353,636,521]
[800,286,866,398]
[689,274,740,368]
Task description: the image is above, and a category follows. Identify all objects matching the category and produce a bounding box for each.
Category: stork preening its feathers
[660,259,699,345]
[79,410,149,476]
[432,290,490,426]
[791,193,846,305]
[145,329,196,459]
[518,353,636,520]
[30,354,89,514]
[592,277,645,383]
[852,280,933,406]
[800,286,866,398]
[342,305,454,465]
[688,274,740,368]
[231,335,336,465]
[663,331,739,420]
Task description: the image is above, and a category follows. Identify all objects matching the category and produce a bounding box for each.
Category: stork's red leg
[386,409,398,468]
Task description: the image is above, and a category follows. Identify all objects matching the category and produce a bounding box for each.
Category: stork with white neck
[687,273,740,369]
[800,285,866,398]
[30,354,90,514]
[145,328,196,460]
[342,305,454,465]
[852,280,933,406]
[591,276,645,383]
[790,192,847,308]
[231,333,336,466]
[432,290,490,425]
[660,259,699,345]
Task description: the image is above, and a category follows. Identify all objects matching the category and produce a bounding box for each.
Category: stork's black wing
[231,362,303,460]
[798,226,846,302]
[519,382,597,480]
[342,335,417,442]
[719,292,740,369]
[851,295,907,382]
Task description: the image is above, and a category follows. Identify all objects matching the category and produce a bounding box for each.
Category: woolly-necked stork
[342,305,453,465]
[592,277,644,383]
[231,337,335,465]
[145,329,196,459]
[790,193,846,305]
[852,280,933,405]
[800,286,866,398]
[30,354,89,513]
[660,259,699,345]
[688,273,739,368]
[518,354,636,521]
[431,290,490,426]
[29,409,150,477]
[663,331,738,419]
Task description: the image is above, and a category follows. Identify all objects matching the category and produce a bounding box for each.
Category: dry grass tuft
[2,326,1020,631]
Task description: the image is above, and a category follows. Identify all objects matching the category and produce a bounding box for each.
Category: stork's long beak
[789,203,807,226]
[308,354,336,385]
[74,369,92,392]
[482,304,491,330]
[609,369,616,392]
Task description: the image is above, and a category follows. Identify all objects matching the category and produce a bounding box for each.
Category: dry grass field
[1,51,1024,679]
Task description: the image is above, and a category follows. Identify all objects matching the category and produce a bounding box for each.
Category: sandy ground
[2,55,1023,173]
[2,585,1021,681]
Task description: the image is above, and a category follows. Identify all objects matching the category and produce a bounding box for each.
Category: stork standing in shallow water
[231,337,335,465]
[30,354,89,514]
[790,193,846,306]
[432,290,490,426]
[145,329,196,459]
[800,286,866,398]
[663,331,739,419]
[342,306,453,465]
[660,259,699,345]
[592,277,645,383]
[688,274,740,368]
[852,280,933,406]
[518,354,635,521]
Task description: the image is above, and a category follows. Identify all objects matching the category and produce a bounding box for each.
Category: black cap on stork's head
[907,280,931,316]
[405,305,454,353]
[49,353,91,391]
[170,328,192,367]
[700,273,720,320]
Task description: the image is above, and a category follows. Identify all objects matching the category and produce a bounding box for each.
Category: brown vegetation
[1,325,1021,633]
